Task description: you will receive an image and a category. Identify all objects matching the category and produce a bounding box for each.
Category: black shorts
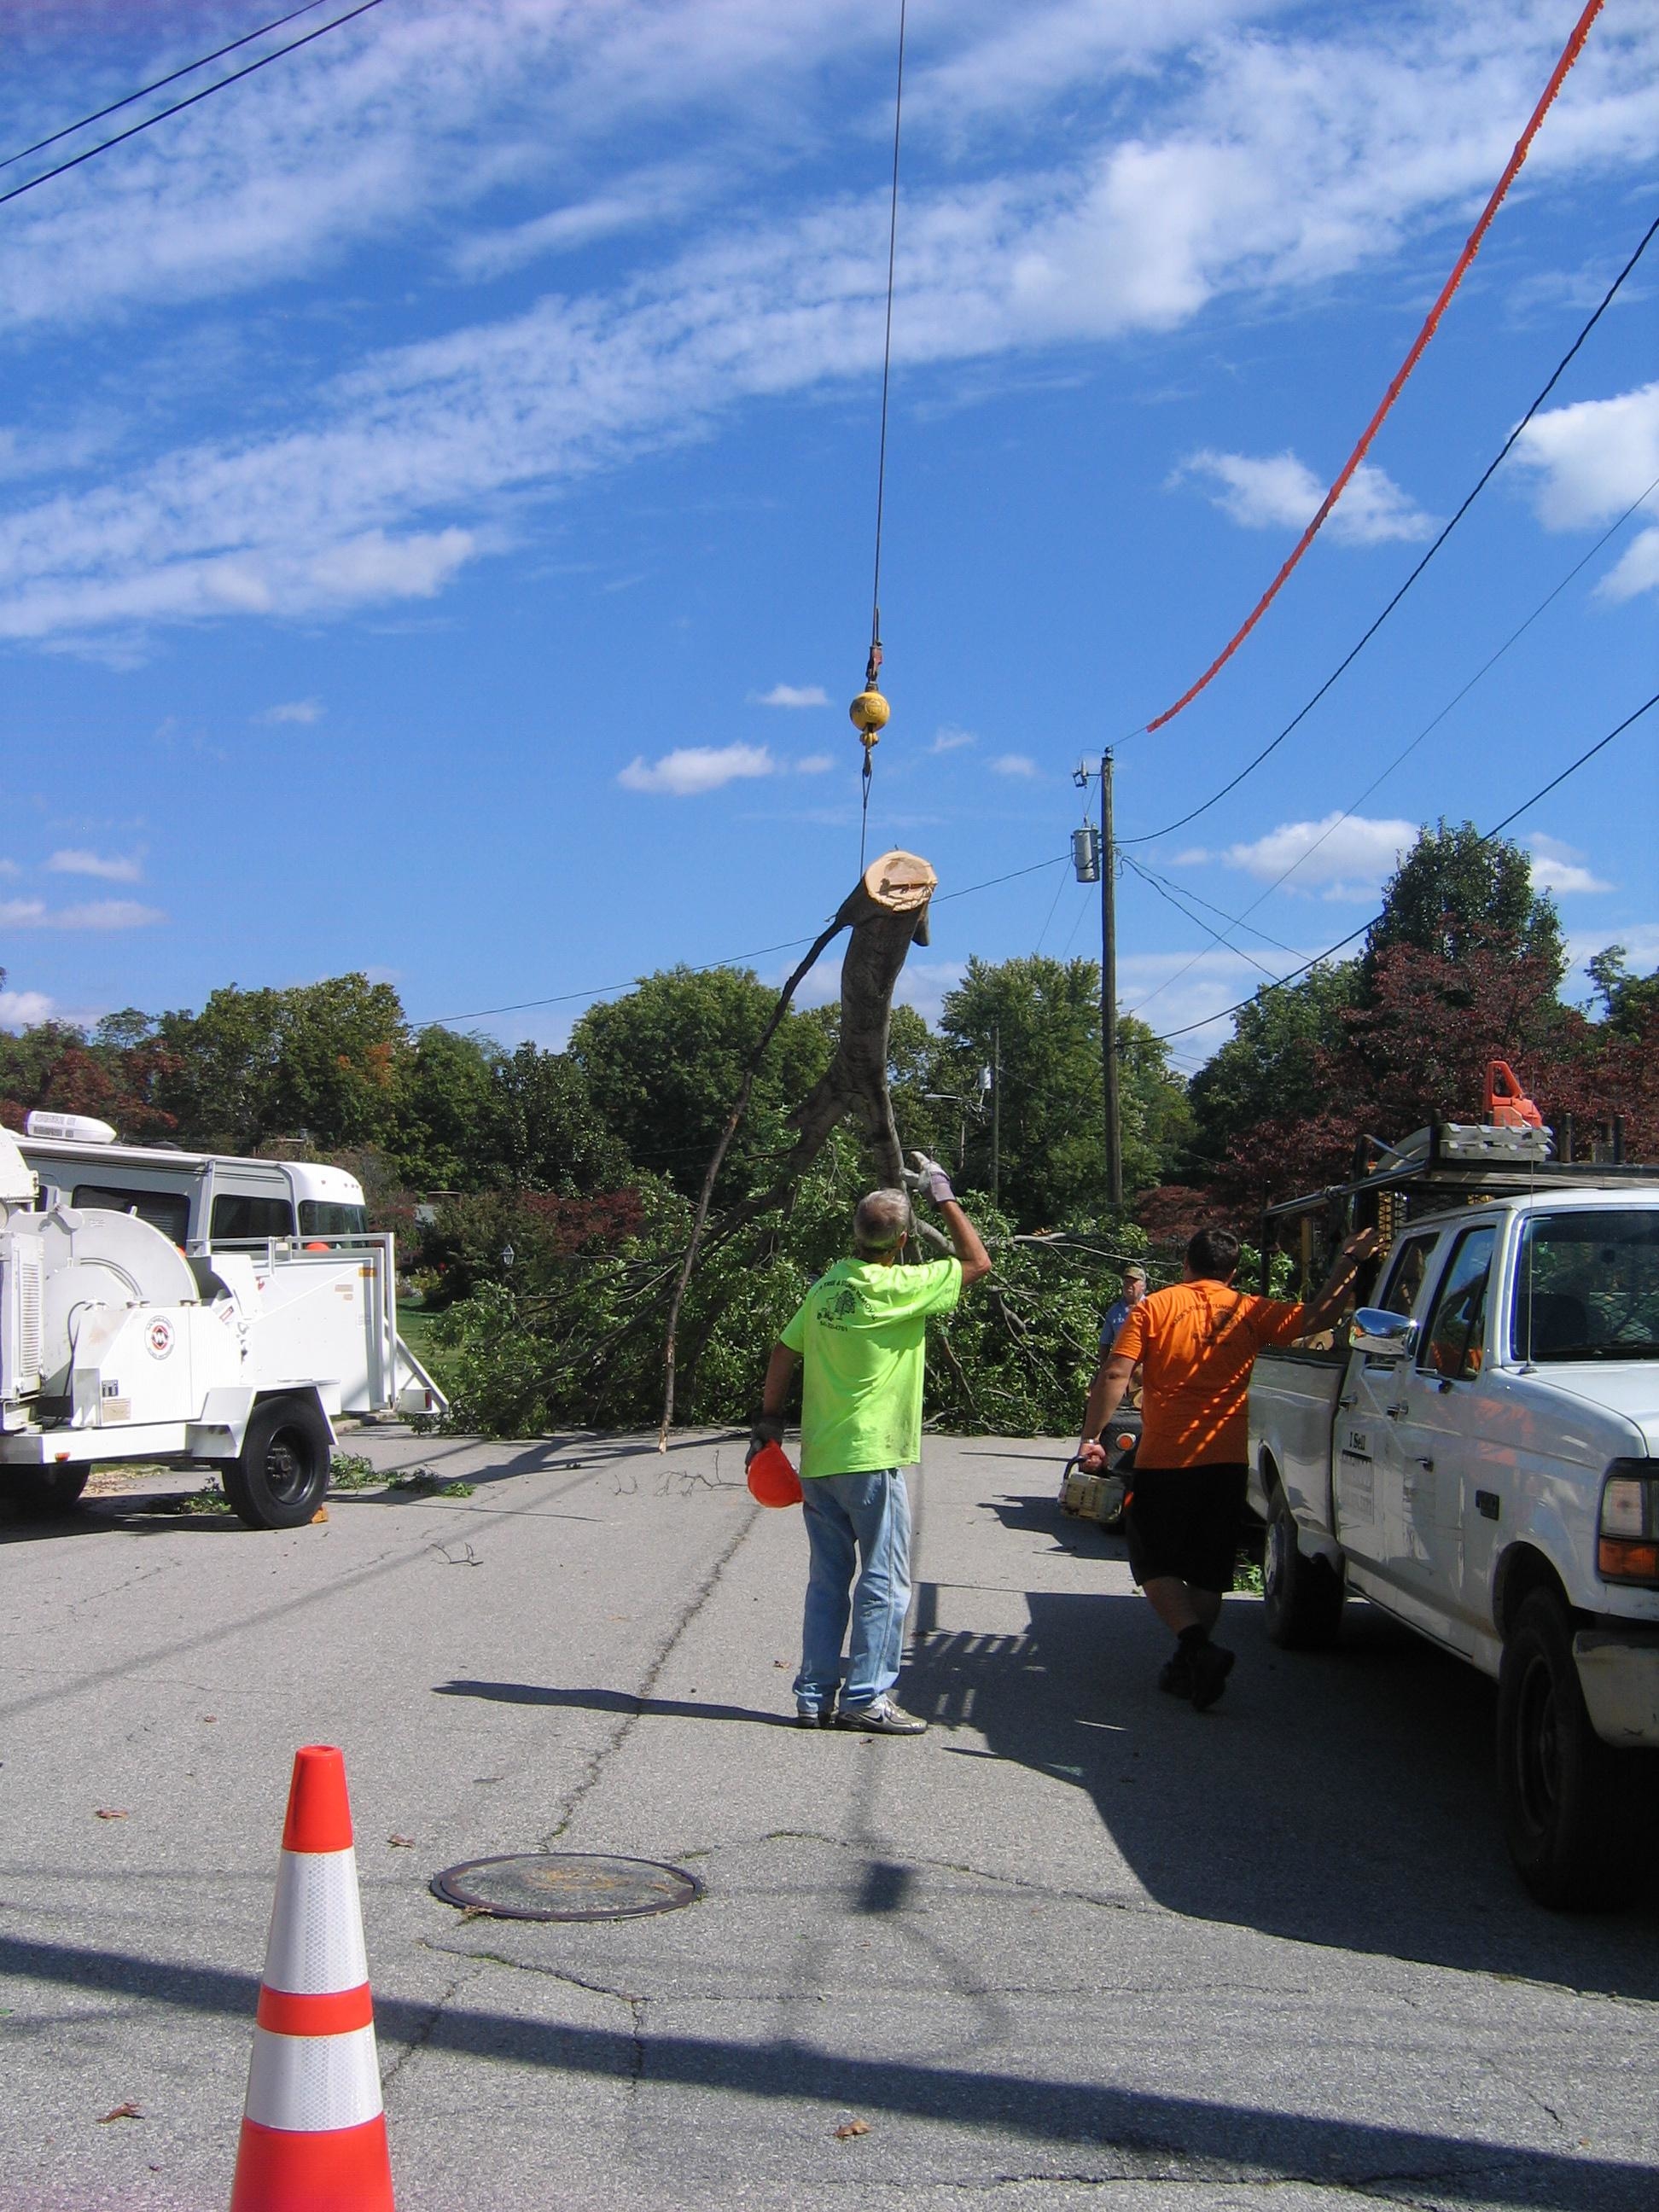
[1123,1464,1249,1593]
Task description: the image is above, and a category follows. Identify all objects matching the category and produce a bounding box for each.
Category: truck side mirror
[1351,1307,1417,1360]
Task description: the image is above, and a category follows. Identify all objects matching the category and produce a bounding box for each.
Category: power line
[1123,857,1305,960]
[1120,854,1281,981]
[1121,471,1659,1022]
[0,0,390,212]
[0,1,335,175]
[1138,0,1606,739]
[1144,687,1659,1045]
[1121,200,1659,846]
[427,851,1069,1027]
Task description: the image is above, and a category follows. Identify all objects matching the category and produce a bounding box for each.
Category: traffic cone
[230,1745,395,2210]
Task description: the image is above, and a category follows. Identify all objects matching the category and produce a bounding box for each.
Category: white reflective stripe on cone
[243,2023,383,2133]
[262,1848,368,1994]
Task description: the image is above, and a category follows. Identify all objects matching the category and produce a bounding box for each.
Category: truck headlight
[1599,1460,1659,1585]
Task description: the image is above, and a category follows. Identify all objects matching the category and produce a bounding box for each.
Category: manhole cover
[430,1851,703,1922]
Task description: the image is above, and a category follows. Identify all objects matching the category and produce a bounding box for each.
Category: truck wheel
[1496,1589,1644,1911]
[223,1398,331,1531]
[9,1466,90,1517]
[1261,1483,1345,1650]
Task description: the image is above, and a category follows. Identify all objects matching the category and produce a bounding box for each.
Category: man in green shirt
[751,1155,990,1734]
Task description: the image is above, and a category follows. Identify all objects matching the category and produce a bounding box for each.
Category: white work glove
[903,1150,956,1207]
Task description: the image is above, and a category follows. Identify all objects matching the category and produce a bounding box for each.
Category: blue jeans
[794,1468,912,1713]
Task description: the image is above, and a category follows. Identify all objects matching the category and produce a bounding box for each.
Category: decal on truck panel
[145,1317,174,1359]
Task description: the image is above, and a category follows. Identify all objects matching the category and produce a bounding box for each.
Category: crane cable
[855,0,908,870]
[1133,0,1605,745]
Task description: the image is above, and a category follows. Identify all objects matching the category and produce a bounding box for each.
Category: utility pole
[1100,749,1122,1206]
[990,1023,1001,1212]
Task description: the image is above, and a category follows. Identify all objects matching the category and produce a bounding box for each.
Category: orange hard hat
[747,1442,803,1508]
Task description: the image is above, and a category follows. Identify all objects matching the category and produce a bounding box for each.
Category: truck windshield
[1512,1211,1659,1361]
[298,1200,369,1237]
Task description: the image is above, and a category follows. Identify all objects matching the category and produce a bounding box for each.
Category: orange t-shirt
[1112,1279,1303,1469]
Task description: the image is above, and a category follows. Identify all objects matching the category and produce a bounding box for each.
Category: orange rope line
[1144,0,1604,736]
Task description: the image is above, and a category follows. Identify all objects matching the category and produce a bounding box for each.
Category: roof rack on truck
[1256,1064,1656,1296]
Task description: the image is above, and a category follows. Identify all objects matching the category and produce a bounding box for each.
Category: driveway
[2,1429,1656,2209]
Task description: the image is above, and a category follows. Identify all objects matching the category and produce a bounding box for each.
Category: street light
[925,1029,1000,1207]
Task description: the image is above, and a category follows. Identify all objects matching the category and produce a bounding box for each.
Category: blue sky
[2,0,1656,1082]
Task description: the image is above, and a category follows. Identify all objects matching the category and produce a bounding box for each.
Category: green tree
[1364,822,1564,985]
[158,975,409,1152]
[397,1026,504,1190]
[1587,945,1659,1038]
[936,956,1188,1226]
[568,966,834,1201]
[0,1009,178,1140]
[1185,962,1362,1179]
[489,1042,634,1195]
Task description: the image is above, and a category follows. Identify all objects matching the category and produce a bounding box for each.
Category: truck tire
[1261,1481,1345,1650]
[1496,1588,1644,1912]
[9,1466,90,1517]
[222,1397,331,1531]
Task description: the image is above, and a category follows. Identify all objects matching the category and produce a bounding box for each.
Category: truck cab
[15,1122,370,1250]
[1249,1135,1659,1909]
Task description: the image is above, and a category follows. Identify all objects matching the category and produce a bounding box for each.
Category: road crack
[540,1503,757,1845]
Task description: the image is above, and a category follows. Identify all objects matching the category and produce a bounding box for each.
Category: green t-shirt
[779,1255,963,1479]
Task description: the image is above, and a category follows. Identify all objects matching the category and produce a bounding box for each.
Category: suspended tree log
[657,850,937,1445]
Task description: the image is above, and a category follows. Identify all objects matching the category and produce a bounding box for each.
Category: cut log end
[862,849,937,914]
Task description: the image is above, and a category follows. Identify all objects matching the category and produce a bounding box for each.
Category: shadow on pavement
[0,1929,1652,2207]
[902,1492,1659,1999]
[434,1679,790,1728]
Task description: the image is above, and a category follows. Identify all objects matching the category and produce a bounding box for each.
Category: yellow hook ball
[849,688,891,741]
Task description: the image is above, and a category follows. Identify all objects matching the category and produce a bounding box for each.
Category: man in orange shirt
[1078,1223,1376,1709]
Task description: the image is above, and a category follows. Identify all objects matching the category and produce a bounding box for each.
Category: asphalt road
[3,1429,1656,2211]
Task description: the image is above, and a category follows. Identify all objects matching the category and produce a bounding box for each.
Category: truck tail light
[1598,1462,1659,1586]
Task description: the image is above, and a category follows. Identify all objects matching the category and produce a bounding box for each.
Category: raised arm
[1297,1225,1382,1340]
[905,1152,991,1286]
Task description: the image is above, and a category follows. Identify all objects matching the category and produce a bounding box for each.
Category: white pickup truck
[1249,1180,1659,1910]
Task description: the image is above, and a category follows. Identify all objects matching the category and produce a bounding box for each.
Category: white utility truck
[1248,1114,1659,1909]
[0,1114,445,1530]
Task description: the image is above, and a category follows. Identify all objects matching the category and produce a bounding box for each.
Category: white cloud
[0,859,17,877]
[1,8,1653,640]
[930,725,977,754]
[1526,834,1611,897]
[260,698,324,725]
[894,959,967,1027]
[1600,526,1659,604]
[53,900,166,930]
[1510,379,1659,600]
[617,742,773,795]
[311,529,475,603]
[0,897,164,930]
[453,163,715,281]
[754,684,830,708]
[1119,946,1278,1055]
[990,753,1041,778]
[796,754,835,774]
[1176,448,1435,544]
[47,849,142,882]
[1511,381,1659,530]
[1221,812,1417,897]
[0,988,53,1027]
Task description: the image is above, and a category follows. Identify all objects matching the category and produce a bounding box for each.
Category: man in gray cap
[1099,1265,1148,1359]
